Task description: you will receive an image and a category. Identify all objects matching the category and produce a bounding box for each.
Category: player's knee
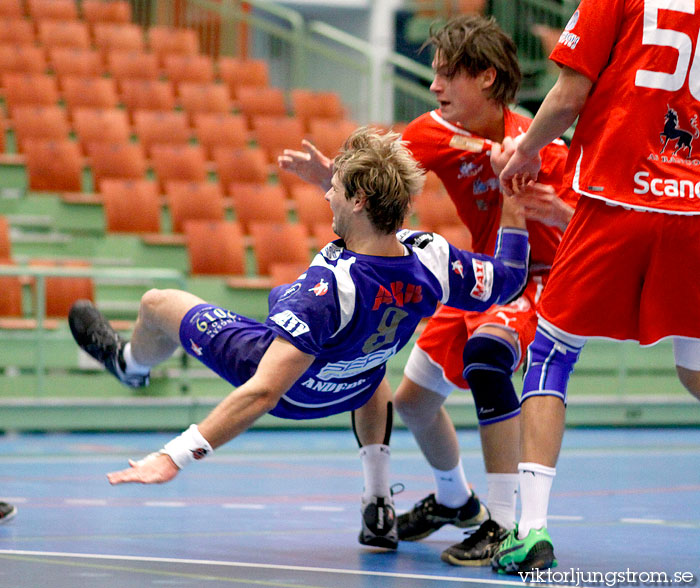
[462,334,520,425]
[138,288,170,322]
[394,389,424,427]
[521,324,584,404]
[676,366,700,401]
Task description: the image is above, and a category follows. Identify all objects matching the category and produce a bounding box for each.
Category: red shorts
[415,277,543,389]
[539,196,700,345]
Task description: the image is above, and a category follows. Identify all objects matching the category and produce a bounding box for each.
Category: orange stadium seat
[276,166,309,200]
[61,76,119,115]
[88,142,147,190]
[119,79,176,119]
[179,82,231,126]
[72,108,131,155]
[193,113,247,160]
[435,224,473,252]
[106,50,160,91]
[0,0,23,18]
[212,147,268,194]
[0,273,23,316]
[38,20,90,50]
[185,220,246,276]
[93,23,145,59]
[288,184,332,231]
[249,222,311,275]
[2,73,58,117]
[24,139,83,192]
[229,183,287,233]
[165,180,225,233]
[0,20,35,44]
[237,86,287,127]
[82,0,131,29]
[49,48,102,84]
[27,0,78,22]
[308,118,358,157]
[269,262,310,287]
[12,105,69,153]
[413,188,460,232]
[148,26,199,67]
[217,57,269,99]
[252,115,305,163]
[101,178,161,234]
[290,89,345,131]
[0,215,12,260]
[163,54,215,93]
[133,110,190,157]
[311,221,338,250]
[0,45,47,80]
[151,144,207,192]
[29,258,94,318]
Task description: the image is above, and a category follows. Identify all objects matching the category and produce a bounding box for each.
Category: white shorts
[403,344,458,398]
[673,337,700,370]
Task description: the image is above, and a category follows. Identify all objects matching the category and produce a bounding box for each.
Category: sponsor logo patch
[449,135,485,152]
[269,310,310,337]
[470,259,494,301]
[310,278,329,296]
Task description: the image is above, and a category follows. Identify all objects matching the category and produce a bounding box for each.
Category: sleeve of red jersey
[549,0,625,83]
[400,114,436,171]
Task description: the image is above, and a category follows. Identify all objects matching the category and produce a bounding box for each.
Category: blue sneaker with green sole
[491,526,557,574]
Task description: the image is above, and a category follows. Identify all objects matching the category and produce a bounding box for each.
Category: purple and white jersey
[264,228,528,418]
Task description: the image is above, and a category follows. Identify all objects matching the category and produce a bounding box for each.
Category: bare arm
[107,337,314,485]
[499,66,593,194]
[277,139,333,192]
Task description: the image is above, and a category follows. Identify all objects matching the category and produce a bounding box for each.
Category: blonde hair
[334,127,425,234]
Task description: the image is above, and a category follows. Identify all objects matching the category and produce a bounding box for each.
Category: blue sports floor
[0,428,698,587]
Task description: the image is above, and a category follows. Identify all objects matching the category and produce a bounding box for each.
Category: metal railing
[0,265,186,395]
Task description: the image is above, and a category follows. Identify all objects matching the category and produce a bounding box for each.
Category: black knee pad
[462,334,520,425]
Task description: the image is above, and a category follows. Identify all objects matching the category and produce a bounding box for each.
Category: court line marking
[0,549,566,586]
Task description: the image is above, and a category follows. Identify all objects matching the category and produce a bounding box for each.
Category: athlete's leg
[673,338,700,402]
[353,377,397,549]
[130,288,206,366]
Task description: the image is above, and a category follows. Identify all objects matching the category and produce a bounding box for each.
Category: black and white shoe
[398,492,487,541]
[0,502,17,524]
[358,494,398,549]
[68,300,149,388]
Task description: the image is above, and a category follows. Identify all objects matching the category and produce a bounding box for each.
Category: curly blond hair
[334,127,424,234]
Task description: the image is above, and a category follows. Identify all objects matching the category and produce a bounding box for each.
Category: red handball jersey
[402,108,573,269]
[551,0,700,214]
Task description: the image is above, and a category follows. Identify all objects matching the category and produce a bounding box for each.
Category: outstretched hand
[107,452,179,485]
[277,139,333,191]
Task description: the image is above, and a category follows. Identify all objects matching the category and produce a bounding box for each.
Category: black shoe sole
[441,550,493,567]
[358,533,398,550]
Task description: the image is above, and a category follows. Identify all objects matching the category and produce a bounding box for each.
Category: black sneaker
[359,494,398,549]
[441,518,509,566]
[0,502,17,524]
[398,492,487,541]
[69,300,149,388]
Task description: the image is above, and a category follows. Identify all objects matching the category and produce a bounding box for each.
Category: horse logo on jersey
[189,339,203,356]
[660,106,699,159]
[310,278,329,296]
[451,260,464,278]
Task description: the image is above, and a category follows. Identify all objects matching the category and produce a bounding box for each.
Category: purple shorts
[179,304,275,388]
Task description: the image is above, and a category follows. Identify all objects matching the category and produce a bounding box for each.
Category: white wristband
[161,424,213,469]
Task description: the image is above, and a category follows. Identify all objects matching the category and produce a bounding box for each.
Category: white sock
[432,459,471,508]
[122,342,151,375]
[517,462,556,538]
[359,444,391,499]
[485,473,518,530]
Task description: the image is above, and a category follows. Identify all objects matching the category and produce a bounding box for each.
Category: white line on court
[0,549,569,586]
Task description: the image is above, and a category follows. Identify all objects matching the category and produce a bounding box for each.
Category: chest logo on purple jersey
[451,260,464,278]
[309,278,329,296]
[372,282,423,310]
